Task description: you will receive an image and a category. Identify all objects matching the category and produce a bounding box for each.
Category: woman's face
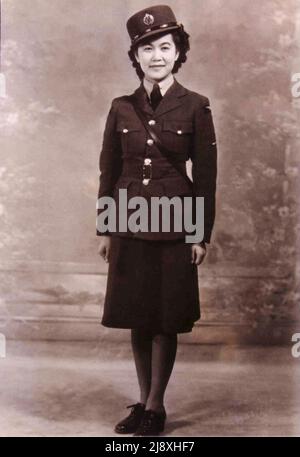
[135,33,179,82]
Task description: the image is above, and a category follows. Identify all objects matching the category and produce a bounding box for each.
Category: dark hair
[128,28,190,80]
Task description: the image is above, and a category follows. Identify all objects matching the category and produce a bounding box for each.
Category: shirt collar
[143,73,175,99]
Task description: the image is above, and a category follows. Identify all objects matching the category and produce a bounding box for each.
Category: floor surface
[0,341,299,437]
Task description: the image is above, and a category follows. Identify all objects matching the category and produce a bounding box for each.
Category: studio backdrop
[0,0,299,344]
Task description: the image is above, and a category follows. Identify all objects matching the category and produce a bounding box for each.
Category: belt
[122,159,187,185]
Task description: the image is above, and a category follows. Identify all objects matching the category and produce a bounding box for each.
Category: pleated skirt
[101,235,201,334]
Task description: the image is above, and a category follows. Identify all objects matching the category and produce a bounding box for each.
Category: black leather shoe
[114,402,146,434]
[133,408,167,436]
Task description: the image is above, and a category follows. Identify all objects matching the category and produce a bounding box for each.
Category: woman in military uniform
[96,5,217,436]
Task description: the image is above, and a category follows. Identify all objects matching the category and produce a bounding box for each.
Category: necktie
[150,83,163,110]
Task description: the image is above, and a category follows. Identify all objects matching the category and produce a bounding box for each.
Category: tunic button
[144,158,152,165]
[148,119,156,126]
[147,139,154,146]
[142,179,150,186]
[177,130,182,135]
[122,128,128,133]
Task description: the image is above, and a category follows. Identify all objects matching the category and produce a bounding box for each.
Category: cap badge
[143,13,154,26]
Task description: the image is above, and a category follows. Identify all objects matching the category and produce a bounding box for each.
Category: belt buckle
[142,158,152,185]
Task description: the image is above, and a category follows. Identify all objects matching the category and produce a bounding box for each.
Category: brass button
[142,179,150,186]
[177,130,182,135]
[144,158,152,165]
[148,119,156,126]
[147,139,154,146]
[122,128,128,133]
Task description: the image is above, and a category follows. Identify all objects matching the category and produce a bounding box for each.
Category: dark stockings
[131,328,178,413]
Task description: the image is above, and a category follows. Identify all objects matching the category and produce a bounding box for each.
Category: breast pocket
[116,121,143,156]
[162,120,194,155]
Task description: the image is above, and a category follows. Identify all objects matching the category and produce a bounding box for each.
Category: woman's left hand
[191,243,207,265]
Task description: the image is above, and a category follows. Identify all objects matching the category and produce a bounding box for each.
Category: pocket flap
[162,120,193,134]
[116,121,141,133]
[162,177,193,197]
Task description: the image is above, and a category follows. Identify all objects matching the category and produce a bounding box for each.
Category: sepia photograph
[0,0,299,439]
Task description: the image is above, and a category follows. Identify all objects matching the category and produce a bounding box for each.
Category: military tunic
[96,77,217,333]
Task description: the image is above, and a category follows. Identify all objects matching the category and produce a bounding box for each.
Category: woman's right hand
[98,236,111,263]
